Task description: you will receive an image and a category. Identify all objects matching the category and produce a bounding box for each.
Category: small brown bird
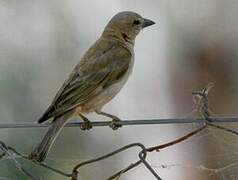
[29,11,155,162]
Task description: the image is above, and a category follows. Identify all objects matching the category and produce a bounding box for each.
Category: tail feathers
[37,107,53,123]
[29,112,73,162]
[37,115,49,124]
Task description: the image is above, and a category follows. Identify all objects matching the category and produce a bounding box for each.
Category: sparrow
[29,11,155,162]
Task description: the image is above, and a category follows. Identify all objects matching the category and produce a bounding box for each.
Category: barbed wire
[1,83,238,180]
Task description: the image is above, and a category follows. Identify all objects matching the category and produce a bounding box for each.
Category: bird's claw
[80,119,92,130]
[109,117,122,130]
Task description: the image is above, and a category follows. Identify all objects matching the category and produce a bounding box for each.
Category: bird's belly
[81,72,129,112]
[80,57,134,113]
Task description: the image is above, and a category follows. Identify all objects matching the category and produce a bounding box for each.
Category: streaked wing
[38,43,131,123]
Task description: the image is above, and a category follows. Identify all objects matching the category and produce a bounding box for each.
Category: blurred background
[1,0,238,179]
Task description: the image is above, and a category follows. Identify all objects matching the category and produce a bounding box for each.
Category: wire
[0,117,238,129]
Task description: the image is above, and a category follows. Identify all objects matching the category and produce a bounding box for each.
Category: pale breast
[80,55,134,113]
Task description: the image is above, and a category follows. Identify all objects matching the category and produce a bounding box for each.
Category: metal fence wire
[1,83,238,180]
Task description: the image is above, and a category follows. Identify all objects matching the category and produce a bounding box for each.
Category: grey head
[103,11,155,44]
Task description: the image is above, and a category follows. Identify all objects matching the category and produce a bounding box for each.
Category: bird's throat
[121,33,131,43]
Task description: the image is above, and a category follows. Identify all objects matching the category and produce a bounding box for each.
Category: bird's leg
[78,113,92,130]
[95,111,122,130]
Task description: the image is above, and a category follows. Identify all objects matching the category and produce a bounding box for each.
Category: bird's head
[102,11,155,45]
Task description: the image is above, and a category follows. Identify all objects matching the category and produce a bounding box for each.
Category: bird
[29,11,155,162]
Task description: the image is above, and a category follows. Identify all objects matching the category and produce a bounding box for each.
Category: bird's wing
[38,43,131,123]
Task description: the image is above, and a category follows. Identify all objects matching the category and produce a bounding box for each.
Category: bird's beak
[142,18,155,28]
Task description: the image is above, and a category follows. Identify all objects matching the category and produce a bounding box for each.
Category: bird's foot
[80,120,92,130]
[109,117,122,130]
[95,111,122,130]
[79,116,92,130]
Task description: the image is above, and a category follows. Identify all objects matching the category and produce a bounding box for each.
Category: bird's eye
[133,20,140,25]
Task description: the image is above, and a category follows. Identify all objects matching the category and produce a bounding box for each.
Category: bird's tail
[29,111,73,162]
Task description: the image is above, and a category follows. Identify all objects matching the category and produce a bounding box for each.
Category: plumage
[38,39,132,123]
[29,11,155,162]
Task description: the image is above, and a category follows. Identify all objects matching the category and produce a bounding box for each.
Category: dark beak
[142,18,155,28]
